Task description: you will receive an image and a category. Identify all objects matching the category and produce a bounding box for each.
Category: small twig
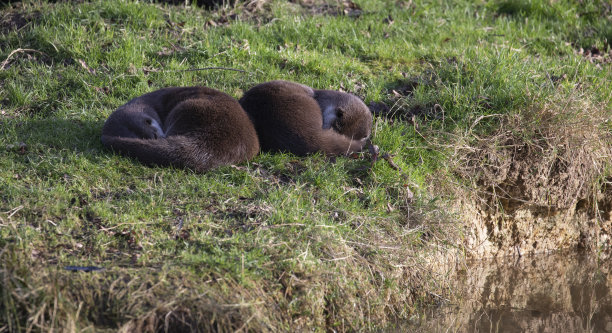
[366,139,380,163]
[381,152,402,172]
[45,220,58,227]
[220,301,265,308]
[175,67,247,73]
[234,313,257,333]
[7,205,24,218]
[428,291,450,302]
[1,48,45,70]
[344,240,400,250]
[260,223,337,229]
[322,255,352,262]
[469,113,502,132]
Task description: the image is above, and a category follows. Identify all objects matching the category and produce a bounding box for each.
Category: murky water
[409,253,612,332]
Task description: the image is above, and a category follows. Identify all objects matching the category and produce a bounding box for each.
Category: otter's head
[332,94,372,141]
[142,116,165,139]
[127,113,165,139]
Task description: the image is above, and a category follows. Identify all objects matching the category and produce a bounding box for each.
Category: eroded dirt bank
[449,92,612,257]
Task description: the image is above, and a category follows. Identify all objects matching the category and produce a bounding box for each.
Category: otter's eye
[332,120,342,132]
[145,119,152,125]
[336,107,344,118]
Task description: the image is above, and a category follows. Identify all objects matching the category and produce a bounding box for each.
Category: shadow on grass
[7,117,110,160]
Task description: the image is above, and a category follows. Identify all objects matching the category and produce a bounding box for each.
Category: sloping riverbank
[449,91,611,257]
[1,0,611,331]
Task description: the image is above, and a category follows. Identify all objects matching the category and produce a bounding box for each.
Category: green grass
[1,0,611,331]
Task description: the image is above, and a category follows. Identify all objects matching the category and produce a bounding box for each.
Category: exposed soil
[0,6,39,33]
[450,92,612,257]
[576,45,612,65]
[289,0,363,17]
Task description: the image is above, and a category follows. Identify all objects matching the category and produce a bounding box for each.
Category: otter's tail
[101,135,226,172]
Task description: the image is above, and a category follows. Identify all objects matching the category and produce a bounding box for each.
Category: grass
[1,0,611,331]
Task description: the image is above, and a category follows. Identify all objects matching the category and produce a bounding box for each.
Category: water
[410,252,612,332]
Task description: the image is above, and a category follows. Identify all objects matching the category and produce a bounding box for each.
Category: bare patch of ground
[295,0,362,16]
[575,45,612,65]
[447,88,612,256]
[0,5,39,34]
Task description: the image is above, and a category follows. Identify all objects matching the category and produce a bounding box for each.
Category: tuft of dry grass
[444,85,612,255]
[451,86,611,211]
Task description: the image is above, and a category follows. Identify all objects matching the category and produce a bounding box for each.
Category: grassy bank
[1,0,611,331]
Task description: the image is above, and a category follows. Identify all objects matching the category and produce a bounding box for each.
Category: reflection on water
[411,253,612,332]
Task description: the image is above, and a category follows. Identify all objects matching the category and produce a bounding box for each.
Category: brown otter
[101,86,259,172]
[239,80,372,156]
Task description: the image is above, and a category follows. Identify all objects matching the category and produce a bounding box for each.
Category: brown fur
[239,80,372,156]
[101,87,259,172]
